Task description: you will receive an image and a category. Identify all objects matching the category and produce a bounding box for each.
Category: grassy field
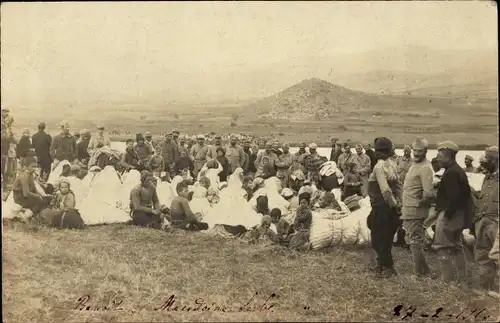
[3,221,499,323]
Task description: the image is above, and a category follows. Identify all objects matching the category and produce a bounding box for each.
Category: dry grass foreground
[2,222,498,322]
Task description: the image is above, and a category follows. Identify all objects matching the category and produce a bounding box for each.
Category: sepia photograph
[1,1,498,322]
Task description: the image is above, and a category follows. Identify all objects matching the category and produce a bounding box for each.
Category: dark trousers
[187,222,209,231]
[39,161,52,181]
[368,204,400,268]
[13,194,51,215]
[131,210,162,229]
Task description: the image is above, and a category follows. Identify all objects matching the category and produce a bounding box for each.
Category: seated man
[169,180,209,231]
[129,170,164,229]
[12,153,51,215]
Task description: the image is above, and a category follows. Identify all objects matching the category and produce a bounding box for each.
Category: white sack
[78,166,129,225]
[309,205,371,250]
[264,177,282,193]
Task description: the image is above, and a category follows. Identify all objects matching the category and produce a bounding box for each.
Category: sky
[1,1,497,105]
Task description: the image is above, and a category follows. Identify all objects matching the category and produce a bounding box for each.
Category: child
[289,197,313,251]
[242,175,255,201]
[40,179,84,229]
[243,215,278,244]
[343,162,363,201]
[215,147,230,183]
[270,208,294,245]
[149,146,165,179]
[169,180,208,231]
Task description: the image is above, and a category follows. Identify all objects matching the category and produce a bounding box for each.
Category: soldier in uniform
[473,146,499,290]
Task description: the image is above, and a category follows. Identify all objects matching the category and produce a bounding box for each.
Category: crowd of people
[1,110,498,297]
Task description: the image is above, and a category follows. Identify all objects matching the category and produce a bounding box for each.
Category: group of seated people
[10,152,85,229]
[129,158,349,251]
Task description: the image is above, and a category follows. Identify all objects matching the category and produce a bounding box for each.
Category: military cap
[485,146,499,159]
[309,143,318,149]
[437,140,459,153]
[464,155,474,161]
[412,137,429,150]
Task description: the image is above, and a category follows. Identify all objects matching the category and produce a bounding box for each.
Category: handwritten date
[393,304,491,321]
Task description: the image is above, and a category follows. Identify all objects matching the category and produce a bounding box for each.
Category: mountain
[329,47,497,98]
[245,78,377,120]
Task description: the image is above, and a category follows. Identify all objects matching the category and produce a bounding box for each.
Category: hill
[247,78,376,120]
[243,77,495,121]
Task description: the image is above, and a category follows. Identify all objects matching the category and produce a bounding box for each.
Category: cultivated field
[2,221,499,323]
[11,93,498,149]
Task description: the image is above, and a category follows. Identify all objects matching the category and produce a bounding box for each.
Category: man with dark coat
[329,137,341,163]
[363,141,377,172]
[32,123,52,180]
[433,140,471,283]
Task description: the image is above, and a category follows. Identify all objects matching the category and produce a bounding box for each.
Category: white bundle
[2,193,24,220]
[227,168,244,189]
[358,196,371,209]
[189,188,212,219]
[309,205,372,250]
[332,188,342,202]
[170,176,185,198]
[157,181,174,207]
[48,160,72,185]
[81,167,101,188]
[467,172,485,192]
[64,176,89,208]
[78,200,130,225]
[79,166,129,225]
[204,189,263,229]
[263,177,282,194]
[117,170,141,212]
[250,187,290,215]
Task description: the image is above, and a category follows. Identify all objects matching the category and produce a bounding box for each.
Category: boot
[369,263,382,274]
[378,266,397,278]
[453,250,469,284]
[437,249,454,283]
[411,245,431,277]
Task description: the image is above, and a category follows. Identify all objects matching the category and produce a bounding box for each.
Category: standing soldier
[207,134,224,161]
[401,137,435,277]
[463,155,477,173]
[398,145,413,183]
[275,143,294,189]
[354,143,371,197]
[160,133,179,181]
[473,146,498,290]
[50,121,78,169]
[226,135,246,175]
[433,141,471,283]
[190,135,209,177]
